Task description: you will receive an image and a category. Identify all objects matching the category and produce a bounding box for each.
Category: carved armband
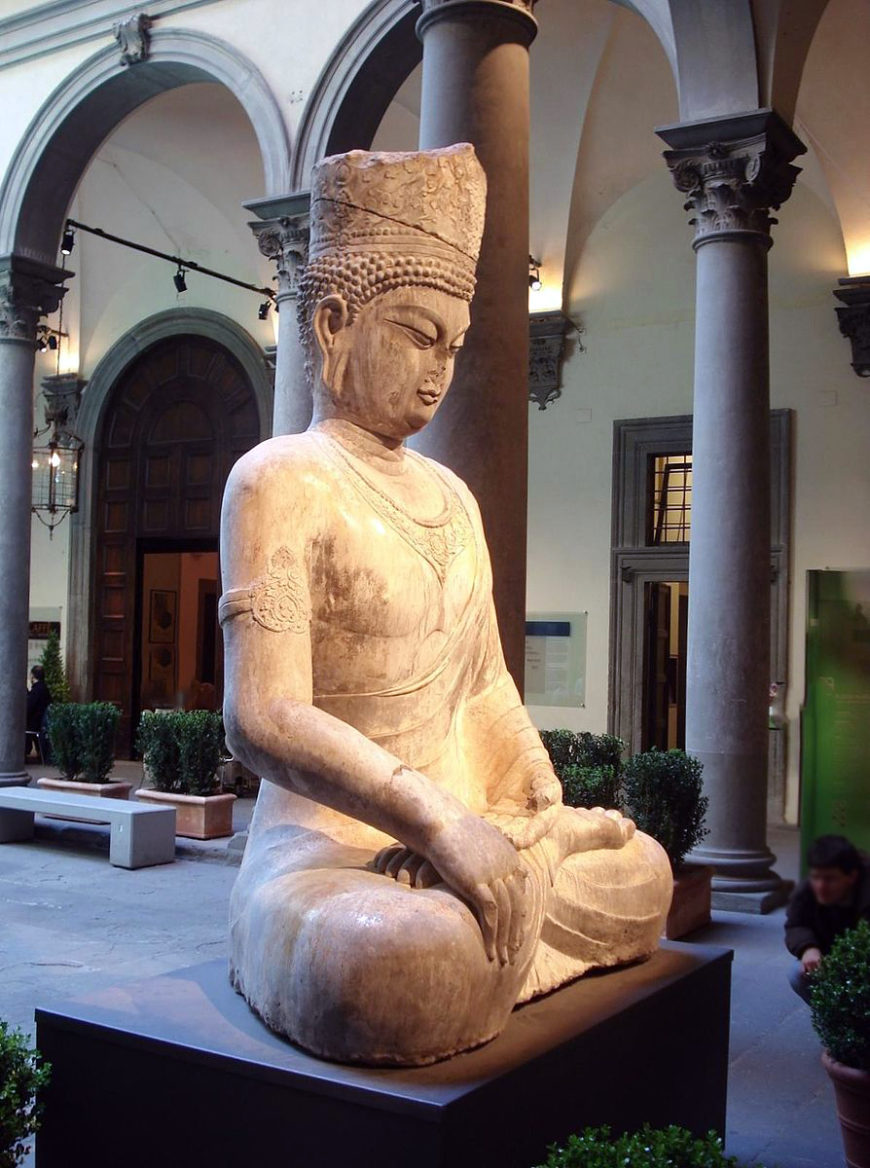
[218,546,310,634]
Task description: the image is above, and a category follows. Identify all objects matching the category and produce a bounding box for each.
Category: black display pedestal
[35,942,731,1168]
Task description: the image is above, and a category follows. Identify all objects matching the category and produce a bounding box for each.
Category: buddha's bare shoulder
[225,433,337,500]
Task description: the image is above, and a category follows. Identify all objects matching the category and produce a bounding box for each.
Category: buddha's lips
[418,389,440,405]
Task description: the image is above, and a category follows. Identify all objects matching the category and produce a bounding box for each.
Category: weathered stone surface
[220,146,672,1066]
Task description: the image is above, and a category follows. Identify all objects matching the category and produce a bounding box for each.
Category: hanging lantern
[32,374,86,538]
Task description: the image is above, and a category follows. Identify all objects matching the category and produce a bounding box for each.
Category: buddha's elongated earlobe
[312,295,351,396]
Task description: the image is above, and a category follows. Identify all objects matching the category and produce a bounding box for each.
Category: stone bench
[0,786,176,869]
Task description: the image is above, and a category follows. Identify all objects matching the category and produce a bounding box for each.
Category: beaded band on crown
[297,144,486,368]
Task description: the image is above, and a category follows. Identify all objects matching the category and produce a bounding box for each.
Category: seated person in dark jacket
[25,665,51,757]
[785,834,870,1003]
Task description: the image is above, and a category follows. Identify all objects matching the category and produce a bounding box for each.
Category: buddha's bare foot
[551,805,635,863]
[372,843,442,888]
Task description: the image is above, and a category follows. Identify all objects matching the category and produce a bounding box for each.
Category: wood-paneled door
[94,335,261,751]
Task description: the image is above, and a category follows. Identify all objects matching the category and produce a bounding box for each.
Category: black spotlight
[36,334,48,353]
[258,300,271,321]
[48,334,58,351]
[173,266,187,294]
[61,225,75,255]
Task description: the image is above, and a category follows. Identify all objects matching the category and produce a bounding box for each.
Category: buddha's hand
[428,814,529,967]
[373,815,529,966]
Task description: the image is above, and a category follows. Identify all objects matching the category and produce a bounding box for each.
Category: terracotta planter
[135,789,236,840]
[664,863,713,940]
[37,777,132,799]
[823,1050,870,1168]
[35,776,132,824]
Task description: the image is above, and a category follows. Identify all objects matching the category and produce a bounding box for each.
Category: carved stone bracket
[41,373,87,441]
[113,13,152,66]
[0,255,70,344]
[833,276,870,378]
[529,310,578,411]
[658,110,805,249]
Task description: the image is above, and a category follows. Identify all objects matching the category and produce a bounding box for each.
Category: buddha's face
[313,285,470,441]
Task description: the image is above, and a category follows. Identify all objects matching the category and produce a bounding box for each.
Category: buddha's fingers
[385,847,414,880]
[492,878,512,965]
[396,851,428,886]
[373,843,403,874]
[412,860,442,889]
[507,878,527,964]
[476,886,499,962]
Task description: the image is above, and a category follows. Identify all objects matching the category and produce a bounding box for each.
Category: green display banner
[802,570,870,872]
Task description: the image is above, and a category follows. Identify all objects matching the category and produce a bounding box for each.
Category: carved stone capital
[0,256,70,344]
[834,277,870,378]
[113,13,152,66]
[41,373,87,440]
[250,216,310,300]
[658,111,805,249]
[529,310,577,411]
[417,0,538,41]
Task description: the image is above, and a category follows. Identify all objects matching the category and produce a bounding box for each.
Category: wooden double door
[93,335,261,751]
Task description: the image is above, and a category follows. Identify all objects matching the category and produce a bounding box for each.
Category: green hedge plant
[138,710,224,796]
[539,730,625,810]
[810,918,870,1070]
[534,1124,764,1168]
[0,1021,51,1168]
[621,748,708,870]
[38,630,70,704]
[45,702,120,783]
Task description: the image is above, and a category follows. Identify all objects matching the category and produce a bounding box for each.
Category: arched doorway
[94,333,260,750]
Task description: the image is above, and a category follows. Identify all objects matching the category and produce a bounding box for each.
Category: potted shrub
[539,730,625,810]
[0,1020,51,1168]
[135,710,235,839]
[533,1123,765,1167]
[621,748,710,940]
[809,918,870,1168]
[39,702,129,800]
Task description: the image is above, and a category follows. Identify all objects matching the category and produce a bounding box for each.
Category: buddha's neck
[314,417,407,473]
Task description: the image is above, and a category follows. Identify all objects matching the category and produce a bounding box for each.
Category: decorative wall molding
[658,109,805,248]
[833,277,870,378]
[41,373,87,437]
[528,310,579,411]
[0,0,217,71]
[113,12,152,66]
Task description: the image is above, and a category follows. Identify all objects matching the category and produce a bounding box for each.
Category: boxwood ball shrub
[45,701,119,783]
[539,730,625,810]
[138,710,225,796]
[810,917,870,1070]
[621,748,708,870]
[533,1124,765,1168]
[0,1021,51,1168]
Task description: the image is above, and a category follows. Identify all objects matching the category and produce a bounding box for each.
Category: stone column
[658,112,804,909]
[247,196,311,437]
[0,256,68,785]
[414,0,537,687]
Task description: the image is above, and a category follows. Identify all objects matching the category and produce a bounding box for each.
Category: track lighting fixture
[61,225,76,255]
[528,255,543,293]
[48,334,58,351]
[258,300,271,321]
[173,265,187,294]
[36,335,48,353]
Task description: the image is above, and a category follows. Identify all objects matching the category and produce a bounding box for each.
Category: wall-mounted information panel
[524,612,587,708]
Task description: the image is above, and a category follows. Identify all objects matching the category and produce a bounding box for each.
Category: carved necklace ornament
[318,433,473,585]
[219,546,310,634]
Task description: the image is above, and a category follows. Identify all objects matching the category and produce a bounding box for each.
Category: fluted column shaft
[414,0,537,687]
[0,256,68,784]
[659,112,804,904]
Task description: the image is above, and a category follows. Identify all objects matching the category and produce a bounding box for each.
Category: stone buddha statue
[219,144,672,1067]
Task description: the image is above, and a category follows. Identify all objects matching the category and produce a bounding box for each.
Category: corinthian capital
[0,256,69,343]
[658,110,805,248]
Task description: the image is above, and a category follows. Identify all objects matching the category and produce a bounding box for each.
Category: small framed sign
[524,611,587,708]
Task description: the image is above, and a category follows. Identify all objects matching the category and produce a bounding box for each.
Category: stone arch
[0,27,291,265]
[291,0,420,190]
[66,308,273,703]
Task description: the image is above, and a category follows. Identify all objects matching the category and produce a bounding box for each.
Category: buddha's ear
[312,295,351,394]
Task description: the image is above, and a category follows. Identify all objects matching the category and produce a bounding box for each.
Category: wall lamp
[258,300,271,320]
[529,255,543,292]
[173,265,188,294]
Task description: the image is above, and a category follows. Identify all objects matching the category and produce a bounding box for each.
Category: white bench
[0,786,176,869]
